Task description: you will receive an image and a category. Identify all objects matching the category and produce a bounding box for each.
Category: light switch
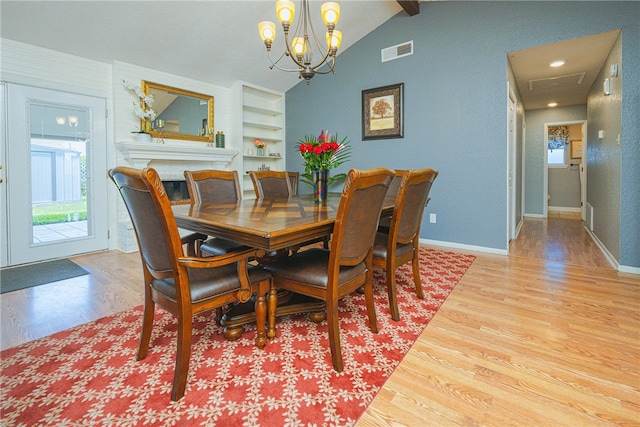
[598,130,605,139]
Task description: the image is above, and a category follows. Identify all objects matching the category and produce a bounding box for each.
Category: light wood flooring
[1,217,638,426]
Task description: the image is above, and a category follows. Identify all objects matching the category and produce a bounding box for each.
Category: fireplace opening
[162,180,191,205]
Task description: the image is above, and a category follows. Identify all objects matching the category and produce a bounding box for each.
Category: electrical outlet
[429,213,436,224]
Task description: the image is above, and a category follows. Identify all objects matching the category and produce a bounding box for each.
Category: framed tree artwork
[362,83,404,140]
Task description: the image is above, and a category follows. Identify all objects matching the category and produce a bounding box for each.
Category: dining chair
[109,166,274,401]
[183,169,249,256]
[264,167,394,372]
[372,168,439,321]
[377,170,404,233]
[287,171,299,196]
[249,170,293,198]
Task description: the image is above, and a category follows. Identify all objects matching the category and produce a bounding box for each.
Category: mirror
[141,80,214,142]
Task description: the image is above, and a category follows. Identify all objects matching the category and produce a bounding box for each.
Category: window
[548,126,569,167]
[548,139,567,166]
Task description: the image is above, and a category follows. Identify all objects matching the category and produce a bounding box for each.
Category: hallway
[509,214,612,269]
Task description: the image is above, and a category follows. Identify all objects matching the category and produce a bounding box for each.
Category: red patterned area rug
[1,248,474,426]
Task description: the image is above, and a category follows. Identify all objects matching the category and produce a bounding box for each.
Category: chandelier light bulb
[321,2,340,26]
[292,37,306,56]
[258,21,276,43]
[276,0,295,25]
[326,30,342,49]
[56,116,66,125]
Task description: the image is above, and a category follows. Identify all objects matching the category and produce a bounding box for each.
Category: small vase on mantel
[136,132,152,143]
[312,170,329,204]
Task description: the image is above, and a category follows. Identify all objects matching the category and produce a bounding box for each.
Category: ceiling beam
[397,1,420,16]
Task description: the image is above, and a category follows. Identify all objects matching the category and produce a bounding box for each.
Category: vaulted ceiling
[1,1,617,109]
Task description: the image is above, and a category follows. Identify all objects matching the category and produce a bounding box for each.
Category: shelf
[243,135,281,143]
[243,105,282,116]
[244,155,282,160]
[243,121,283,131]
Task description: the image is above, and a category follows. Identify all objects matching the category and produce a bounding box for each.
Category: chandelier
[258,0,342,84]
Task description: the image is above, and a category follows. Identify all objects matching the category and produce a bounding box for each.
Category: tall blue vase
[312,170,328,204]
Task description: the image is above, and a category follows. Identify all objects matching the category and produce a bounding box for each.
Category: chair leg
[326,299,344,372]
[412,252,424,299]
[137,278,155,361]
[364,269,379,333]
[171,314,193,401]
[386,264,400,322]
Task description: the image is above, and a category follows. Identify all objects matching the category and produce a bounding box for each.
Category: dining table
[172,192,395,341]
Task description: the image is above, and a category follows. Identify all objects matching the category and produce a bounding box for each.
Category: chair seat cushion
[264,248,366,289]
[200,237,249,256]
[372,232,414,260]
[152,264,270,303]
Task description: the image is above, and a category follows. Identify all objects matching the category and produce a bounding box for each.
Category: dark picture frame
[362,83,404,140]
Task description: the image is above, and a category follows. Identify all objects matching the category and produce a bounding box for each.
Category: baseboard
[619,265,640,274]
[420,238,507,255]
[548,206,581,213]
[515,218,524,239]
[584,225,619,270]
[524,213,546,219]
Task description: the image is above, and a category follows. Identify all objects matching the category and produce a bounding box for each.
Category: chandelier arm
[266,51,307,73]
[311,58,337,75]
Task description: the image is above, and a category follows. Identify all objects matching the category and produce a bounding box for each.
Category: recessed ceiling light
[548,102,558,107]
[549,60,566,68]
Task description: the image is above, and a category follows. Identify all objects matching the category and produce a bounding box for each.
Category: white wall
[1,39,237,252]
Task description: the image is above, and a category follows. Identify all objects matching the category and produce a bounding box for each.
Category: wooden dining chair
[109,166,274,401]
[184,169,249,256]
[377,170,404,233]
[287,171,299,196]
[264,167,394,372]
[372,168,439,321]
[249,170,293,198]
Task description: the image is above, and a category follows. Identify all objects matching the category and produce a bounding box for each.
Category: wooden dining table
[172,193,395,340]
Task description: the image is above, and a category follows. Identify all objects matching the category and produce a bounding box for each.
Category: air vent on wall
[528,72,586,91]
[381,41,414,63]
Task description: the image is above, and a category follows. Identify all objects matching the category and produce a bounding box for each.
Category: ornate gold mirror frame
[141,80,214,142]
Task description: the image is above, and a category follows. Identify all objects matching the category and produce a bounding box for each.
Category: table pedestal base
[221,290,326,341]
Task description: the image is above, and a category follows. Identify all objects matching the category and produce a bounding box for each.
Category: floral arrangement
[254,139,266,148]
[297,130,351,185]
[122,80,157,133]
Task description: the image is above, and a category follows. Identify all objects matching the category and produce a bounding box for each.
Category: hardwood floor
[1,217,638,425]
[509,216,612,269]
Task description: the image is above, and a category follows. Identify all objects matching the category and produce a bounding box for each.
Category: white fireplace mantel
[115,140,239,180]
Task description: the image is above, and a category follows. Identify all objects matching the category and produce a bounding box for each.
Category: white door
[507,90,517,242]
[0,83,8,267]
[5,84,108,266]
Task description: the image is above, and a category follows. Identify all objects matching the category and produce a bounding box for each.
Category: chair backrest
[392,168,439,244]
[330,168,394,266]
[287,171,299,196]
[385,170,404,199]
[109,167,183,279]
[184,169,242,204]
[249,170,293,198]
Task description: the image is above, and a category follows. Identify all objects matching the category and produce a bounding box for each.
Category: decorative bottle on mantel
[215,131,225,148]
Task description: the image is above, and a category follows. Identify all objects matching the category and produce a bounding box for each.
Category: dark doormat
[0,259,89,294]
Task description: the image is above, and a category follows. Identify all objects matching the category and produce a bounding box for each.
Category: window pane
[548,147,566,165]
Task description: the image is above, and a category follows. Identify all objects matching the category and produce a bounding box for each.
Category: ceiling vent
[381,41,413,63]
[528,72,586,91]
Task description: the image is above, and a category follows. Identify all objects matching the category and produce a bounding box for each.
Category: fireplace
[163,180,191,204]
[115,140,239,251]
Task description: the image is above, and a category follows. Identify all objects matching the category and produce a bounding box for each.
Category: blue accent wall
[285,1,639,266]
